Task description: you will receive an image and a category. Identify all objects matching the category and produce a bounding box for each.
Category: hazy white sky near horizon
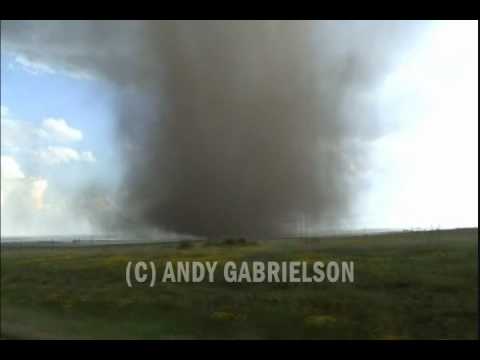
[0,20,478,237]
[357,20,478,230]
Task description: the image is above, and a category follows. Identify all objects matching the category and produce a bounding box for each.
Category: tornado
[1,20,427,238]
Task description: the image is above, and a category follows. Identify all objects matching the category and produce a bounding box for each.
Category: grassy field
[1,228,477,339]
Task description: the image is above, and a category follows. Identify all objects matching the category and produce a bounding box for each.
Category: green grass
[1,228,477,339]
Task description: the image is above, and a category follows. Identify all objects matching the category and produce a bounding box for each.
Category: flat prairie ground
[1,228,477,339]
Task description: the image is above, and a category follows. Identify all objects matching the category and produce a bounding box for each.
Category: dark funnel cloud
[1,20,427,238]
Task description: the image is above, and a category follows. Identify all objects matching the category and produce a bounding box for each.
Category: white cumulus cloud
[1,155,25,179]
[1,107,100,237]
[41,117,83,142]
[31,178,48,209]
[38,146,96,165]
[1,156,46,212]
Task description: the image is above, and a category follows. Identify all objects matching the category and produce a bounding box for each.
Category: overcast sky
[1,20,477,237]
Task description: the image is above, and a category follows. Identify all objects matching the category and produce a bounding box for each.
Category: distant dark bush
[177,241,194,249]
[202,237,254,247]
[224,238,245,245]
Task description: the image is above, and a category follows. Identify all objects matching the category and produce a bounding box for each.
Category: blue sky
[1,52,120,191]
[1,51,125,236]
